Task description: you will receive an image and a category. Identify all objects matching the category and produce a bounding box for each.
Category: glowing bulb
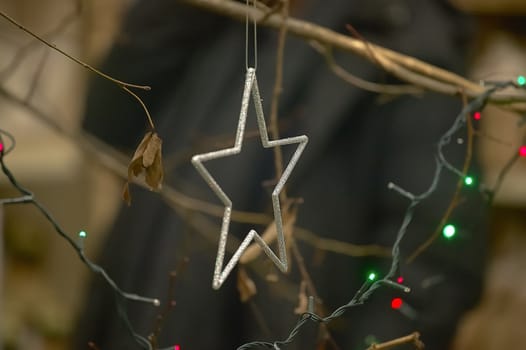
[397,276,404,284]
[0,143,3,152]
[442,224,456,239]
[367,272,377,282]
[174,345,181,350]
[391,297,403,310]
[464,176,474,186]
[519,146,526,158]
[77,230,87,250]
[473,112,481,120]
[517,75,526,86]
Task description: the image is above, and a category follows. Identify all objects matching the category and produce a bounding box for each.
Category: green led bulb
[442,224,456,239]
[367,272,377,282]
[517,75,526,86]
[79,230,87,238]
[464,176,474,186]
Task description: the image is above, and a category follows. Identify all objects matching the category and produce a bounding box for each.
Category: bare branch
[178,0,526,105]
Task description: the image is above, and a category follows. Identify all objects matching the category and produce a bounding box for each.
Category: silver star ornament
[192,68,308,289]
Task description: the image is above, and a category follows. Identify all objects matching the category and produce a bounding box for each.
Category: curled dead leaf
[294,280,308,315]
[237,267,257,302]
[122,131,164,205]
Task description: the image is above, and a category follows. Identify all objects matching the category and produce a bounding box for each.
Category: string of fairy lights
[235,77,526,350]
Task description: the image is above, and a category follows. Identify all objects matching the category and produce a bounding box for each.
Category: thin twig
[268,0,288,201]
[311,41,423,95]
[345,23,385,73]
[0,8,156,131]
[367,332,423,350]
[294,227,391,258]
[0,11,150,91]
[0,4,80,80]
[149,258,188,348]
[290,238,341,350]
[122,86,155,130]
[290,239,317,300]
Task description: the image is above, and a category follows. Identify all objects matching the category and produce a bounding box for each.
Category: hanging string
[245,0,257,70]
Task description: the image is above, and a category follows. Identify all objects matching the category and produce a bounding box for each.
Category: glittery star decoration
[192,68,308,289]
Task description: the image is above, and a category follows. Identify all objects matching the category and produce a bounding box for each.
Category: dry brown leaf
[122,131,164,205]
[145,142,163,189]
[237,267,257,302]
[294,280,308,315]
[142,132,161,167]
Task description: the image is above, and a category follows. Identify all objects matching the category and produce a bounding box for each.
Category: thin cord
[245,0,257,70]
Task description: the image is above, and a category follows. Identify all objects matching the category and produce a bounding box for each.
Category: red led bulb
[519,146,526,158]
[391,297,403,310]
[473,112,481,120]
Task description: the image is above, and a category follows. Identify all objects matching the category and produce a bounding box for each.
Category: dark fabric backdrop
[75,1,487,349]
